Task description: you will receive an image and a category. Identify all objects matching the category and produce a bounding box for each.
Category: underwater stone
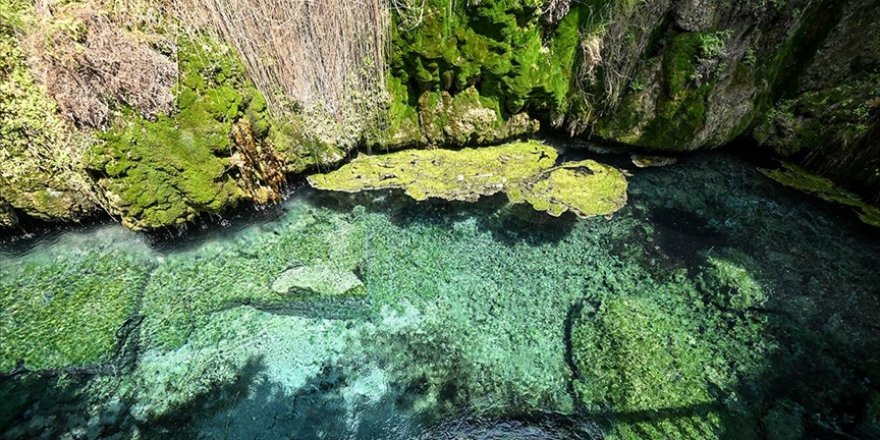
[631,154,677,168]
[307,141,559,202]
[697,254,767,311]
[508,160,629,218]
[271,265,365,297]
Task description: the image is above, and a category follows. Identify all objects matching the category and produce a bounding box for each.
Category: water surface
[2,152,878,439]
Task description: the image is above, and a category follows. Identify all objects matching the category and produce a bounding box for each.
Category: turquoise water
[1,152,879,439]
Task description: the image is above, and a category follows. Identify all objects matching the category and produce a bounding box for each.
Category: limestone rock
[631,154,677,168]
[307,141,558,202]
[508,160,629,219]
[272,265,365,297]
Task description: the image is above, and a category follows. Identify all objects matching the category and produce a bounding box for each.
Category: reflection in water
[1,153,879,439]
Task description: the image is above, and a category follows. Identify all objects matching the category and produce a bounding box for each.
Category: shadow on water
[602,152,880,438]
[312,188,578,247]
[173,361,609,440]
[144,356,589,440]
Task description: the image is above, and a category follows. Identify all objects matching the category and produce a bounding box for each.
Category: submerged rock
[271,265,365,297]
[307,141,558,202]
[697,252,767,311]
[631,154,677,168]
[509,160,628,218]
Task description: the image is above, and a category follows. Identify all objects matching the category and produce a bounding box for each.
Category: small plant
[743,47,757,67]
[629,79,645,92]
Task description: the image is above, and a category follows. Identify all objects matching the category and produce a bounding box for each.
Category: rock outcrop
[1,0,877,229]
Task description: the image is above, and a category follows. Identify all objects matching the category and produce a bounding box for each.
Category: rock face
[0,2,98,224]
[1,0,877,228]
[384,0,880,200]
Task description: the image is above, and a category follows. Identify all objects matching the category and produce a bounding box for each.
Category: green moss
[573,295,717,414]
[698,253,767,311]
[414,86,538,147]
[307,141,558,202]
[753,74,878,156]
[383,0,605,146]
[0,230,155,372]
[140,201,367,349]
[760,162,880,227]
[507,159,628,218]
[365,75,424,150]
[593,31,731,150]
[309,142,629,218]
[0,0,94,220]
[85,37,278,229]
[639,32,725,148]
[860,205,880,228]
[571,271,772,439]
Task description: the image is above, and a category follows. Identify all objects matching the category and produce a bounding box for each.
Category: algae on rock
[307,141,559,202]
[0,1,97,222]
[760,162,880,228]
[508,160,628,218]
[309,141,629,218]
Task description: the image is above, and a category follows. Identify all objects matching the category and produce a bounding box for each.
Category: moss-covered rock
[0,0,96,221]
[507,159,628,218]
[308,142,629,218]
[697,253,767,311]
[0,201,18,228]
[85,38,269,230]
[572,295,725,436]
[753,75,878,157]
[631,154,677,168]
[570,272,774,439]
[307,141,558,202]
[374,0,593,150]
[417,87,539,147]
[365,75,425,150]
[592,31,731,150]
[760,162,880,227]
